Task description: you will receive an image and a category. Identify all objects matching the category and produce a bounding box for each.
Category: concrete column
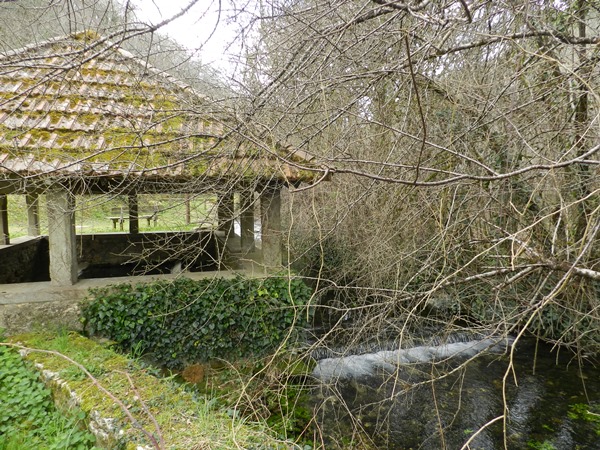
[185,193,191,225]
[26,194,40,236]
[260,187,282,270]
[218,191,234,237]
[47,188,77,286]
[0,194,8,245]
[128,194,139,234]
[240,190,255,251]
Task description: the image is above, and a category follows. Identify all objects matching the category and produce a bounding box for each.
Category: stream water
[310,336,600,449]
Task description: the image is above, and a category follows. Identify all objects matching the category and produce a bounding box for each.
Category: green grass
[6,193,219,238]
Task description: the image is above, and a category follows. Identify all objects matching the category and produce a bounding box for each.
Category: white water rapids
[313,337,515,381]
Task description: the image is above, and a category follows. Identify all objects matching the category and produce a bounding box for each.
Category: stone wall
[77,231,217,269]
[0,236,50,283]
[0,271,242,335]
[0,298,83,334]
[0,231,222,334]
[0,231,219,284]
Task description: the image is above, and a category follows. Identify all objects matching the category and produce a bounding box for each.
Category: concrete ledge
[0,271,249,334]
[0,270,247,305]
[1,299,84,334]
[0,235,41,248]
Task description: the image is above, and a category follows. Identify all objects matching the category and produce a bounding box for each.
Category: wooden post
[0,194,9,245]
[240,190,255,251]
[128,194,139,234]
[260,187,282,270]
[47,188,77,286]
[218,191,234,237]
[26,194,40,236]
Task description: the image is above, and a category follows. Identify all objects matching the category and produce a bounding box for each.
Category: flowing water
[310,336,600,449]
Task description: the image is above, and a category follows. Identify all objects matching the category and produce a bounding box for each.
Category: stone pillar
[128,194,139,234]
[26,194,40,236]
[0,194,9,245]
[240,190,255,251]
[218,191,234,237]
[47,188,77,286]
[260,187,282,270]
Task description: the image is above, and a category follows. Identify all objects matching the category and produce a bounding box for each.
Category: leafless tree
[233,0,600,353]
[2,0,600,447]
[228,2,600,445]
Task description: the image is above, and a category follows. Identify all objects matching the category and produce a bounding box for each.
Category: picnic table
[108,206,159,230]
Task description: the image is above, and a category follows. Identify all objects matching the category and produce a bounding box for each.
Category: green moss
[151,94,178,111]
[29,129,52,143]
[18,80,33,91]
[72,30,101,41]
[8,332,287,449]
[79,68,118,78]
[54,133,79,147]
[0,127,24,140]
[79,113,98,126]
[122,94,146,108]
[48,111,62,125]
[161,115,185,132]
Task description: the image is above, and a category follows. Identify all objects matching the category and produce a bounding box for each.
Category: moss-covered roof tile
[0,31,321,187]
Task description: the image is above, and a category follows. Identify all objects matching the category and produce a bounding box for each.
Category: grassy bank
[1,331,305,449]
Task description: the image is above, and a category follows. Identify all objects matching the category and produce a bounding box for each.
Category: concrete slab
[0,235,39,249]
[0,270,250,335]
[0,270,247,305]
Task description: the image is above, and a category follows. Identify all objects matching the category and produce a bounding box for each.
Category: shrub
[81,275,313,369]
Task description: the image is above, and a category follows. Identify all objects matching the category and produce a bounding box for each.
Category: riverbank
[1,330,305,449]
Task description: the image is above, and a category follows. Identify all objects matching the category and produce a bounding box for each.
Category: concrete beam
[0,195,8,245]
[47,188,78,286]
[240,190,255,251]
[26,194,40,236]
[260,187,282,270]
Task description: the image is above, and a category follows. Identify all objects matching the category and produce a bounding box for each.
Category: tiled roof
[0,31,318,187]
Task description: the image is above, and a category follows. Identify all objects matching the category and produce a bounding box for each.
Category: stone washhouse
[0,32,321,330]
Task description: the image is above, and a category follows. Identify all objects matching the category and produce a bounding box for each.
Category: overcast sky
[131,0,253,73]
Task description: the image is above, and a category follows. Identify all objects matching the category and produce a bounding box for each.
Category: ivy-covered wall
[82,275,313,369]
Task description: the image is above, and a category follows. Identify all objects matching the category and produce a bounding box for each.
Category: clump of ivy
[0,345,97,450]
[81,275,313,369]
